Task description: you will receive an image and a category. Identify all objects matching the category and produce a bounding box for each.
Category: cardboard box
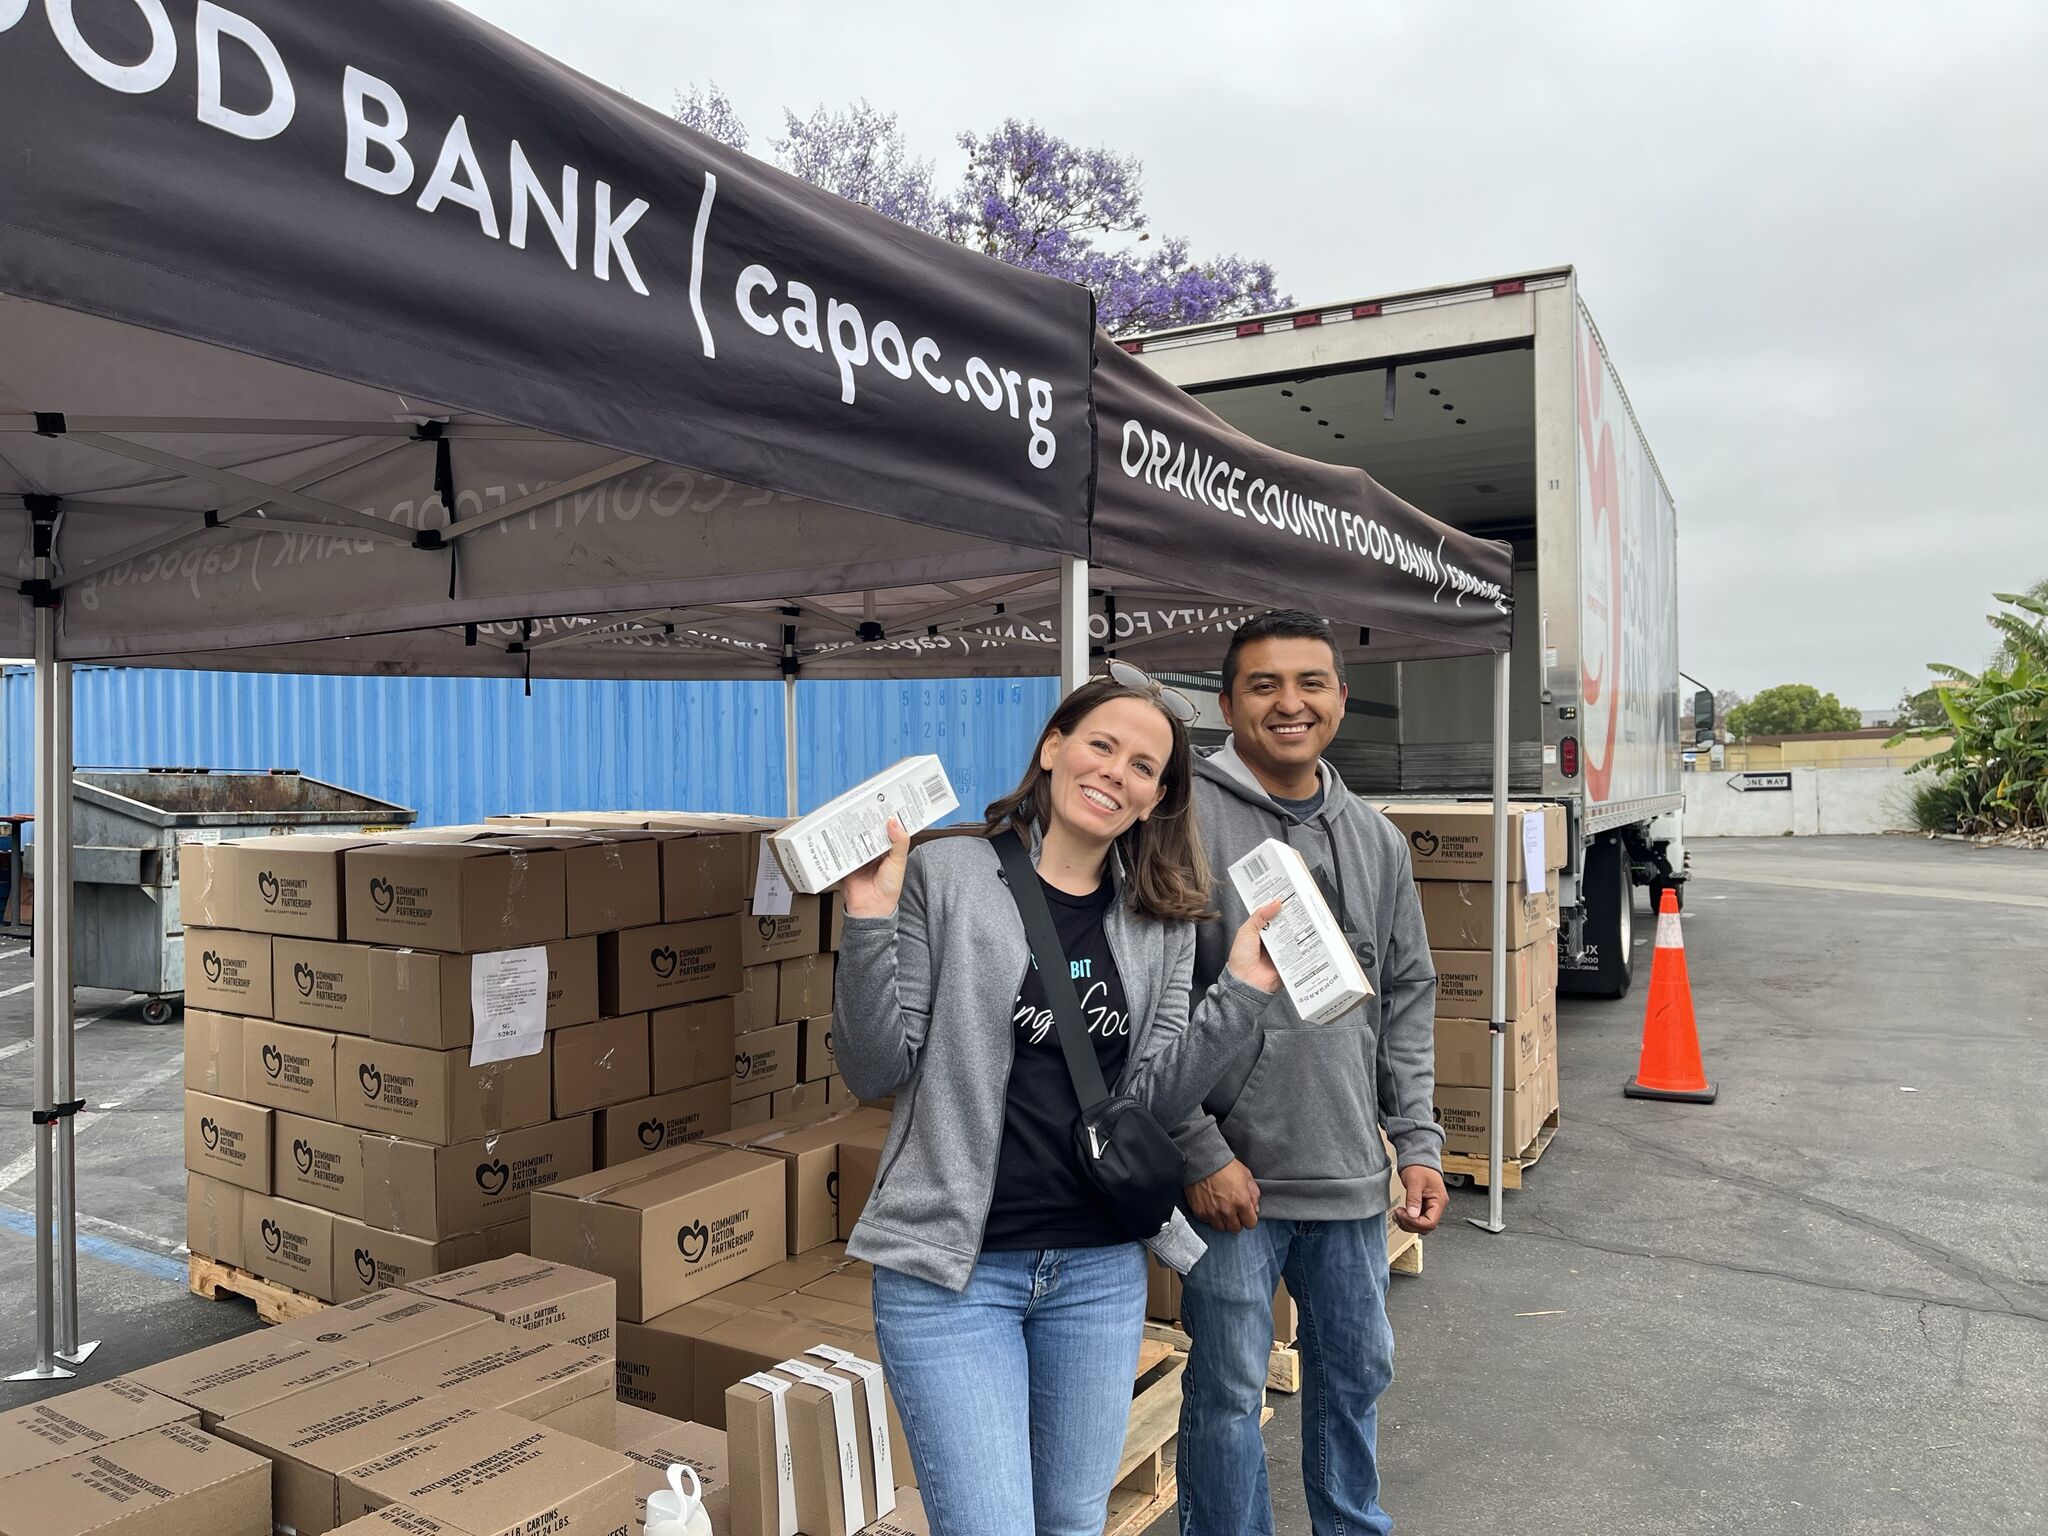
[1380,801,1568,883]
[823,891,844,953]
[329,1220,488,1302]
[183,1010,246,1099]
[337,1410,633,1536]
[775,953,835,1025]
[360,1117,595,1241]
[768,757,957,894]
[1434,993,1556,1091]
[619,1414,729,1533]
[375,1320,613,1444]
[867,1486,932,1536]
[129,1333,361,1429]
[0,1420,269,1536]
[731,1094,774,1129]
[334,1037,552,1145]
[727,1359,882,1536]
[244,1191,339,1300]
[213,1374,480,1536]
[408,1255,617,1356]
[1433,1052,1560,1157]
[274,939,376,1034]
[750,1249,856,1295]
[1228,839,1372,1026]
[1430,937,1557,1022]
[704,1115,850,1256]
[270,1288,492,1365]
[224,834,378,940]
[185,1091,271,1195]
[245,1020,341,1120]
[692,1308,904,1456]
[797,1270,872,1309]
[736,897,821,968]
[345,842,568,952]
[614,1283,787,1418]
[547,830,663,937]
[479,1219,531,1263]
[276,1110,365,1218]
[599,918,741,1017]
[659,830,750,923]
[553,1014,651,1116]
[834,1123,890,1242]
[186,1172,245,1268]
[327,1508,469,1536]
[796,1014,834,1084]
[771,1081,831,1119]
[530,1143,787,1322]
[369,938,602,1048]
[1416,880,1560,950]
[650,997,739,1093]
[0,1378,196,1478]
[735,966,779,1035]
[599,1083,733,1168]
[824,1075,847,1104]
[731,1023,798,1102]
[182,928,272,1017]
[177,840,235,929]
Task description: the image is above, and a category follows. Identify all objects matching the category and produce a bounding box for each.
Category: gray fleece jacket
[1175,741,1442,1219]
[834,830,1273,1292]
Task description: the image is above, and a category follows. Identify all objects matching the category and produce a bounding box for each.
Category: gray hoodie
[834,829,1274,1292]
[1176,740,1442,1219]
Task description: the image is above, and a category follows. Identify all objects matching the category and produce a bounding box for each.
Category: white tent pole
[8,519,73,1381]
[1469,646,1511,1235]
[781,611,800,818]
[53,646,94,1366]
[1057,556,1089,696]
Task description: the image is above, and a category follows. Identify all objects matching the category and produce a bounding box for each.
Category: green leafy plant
[1890,589,2048,834]
[1725,683,1863,738]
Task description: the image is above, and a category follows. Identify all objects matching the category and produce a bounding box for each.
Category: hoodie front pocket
[1218,1024,1380,1185]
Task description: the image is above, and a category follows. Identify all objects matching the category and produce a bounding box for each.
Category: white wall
[1684,767,1916,836]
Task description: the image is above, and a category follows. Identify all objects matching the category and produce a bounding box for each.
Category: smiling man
[1176,610,1446,1536]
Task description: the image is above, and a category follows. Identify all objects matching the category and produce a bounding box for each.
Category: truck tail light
[1559,736,1580,778]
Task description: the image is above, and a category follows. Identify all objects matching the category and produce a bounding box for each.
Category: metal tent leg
[782,675,799,819]
[1057,556,1089,697]
[8,567,74,1381]
[52,653,94,1367]
[1469,648,1511,1236]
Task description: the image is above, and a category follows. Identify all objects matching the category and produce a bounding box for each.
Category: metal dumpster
[70,769,415,1023]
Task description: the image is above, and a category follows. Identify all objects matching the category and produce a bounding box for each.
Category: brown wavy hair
[928,677,1215,924]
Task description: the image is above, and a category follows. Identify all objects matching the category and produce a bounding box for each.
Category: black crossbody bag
[992,830,1184,1242]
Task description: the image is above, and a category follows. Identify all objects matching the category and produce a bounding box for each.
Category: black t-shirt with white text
[981,876,1134,1251]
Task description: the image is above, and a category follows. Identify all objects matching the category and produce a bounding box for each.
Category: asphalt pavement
[0,835,2042,1534]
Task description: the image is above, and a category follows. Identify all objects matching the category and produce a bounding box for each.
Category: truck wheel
[1561,833,1636,1000]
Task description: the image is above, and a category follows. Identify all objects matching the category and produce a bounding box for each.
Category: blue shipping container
[0,667,1061,831]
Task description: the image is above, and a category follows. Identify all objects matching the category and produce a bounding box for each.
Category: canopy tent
[1,0,1520,1380]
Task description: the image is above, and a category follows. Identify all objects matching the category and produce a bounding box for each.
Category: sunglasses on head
[1104,659,1199,724]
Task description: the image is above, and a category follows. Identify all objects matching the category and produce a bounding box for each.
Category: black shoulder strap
[992,830,1113,1112]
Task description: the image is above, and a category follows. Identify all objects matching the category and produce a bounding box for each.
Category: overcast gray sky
[466,0,2046,710]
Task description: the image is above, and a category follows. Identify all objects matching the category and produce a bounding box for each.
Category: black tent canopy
[0,0,1518,1379]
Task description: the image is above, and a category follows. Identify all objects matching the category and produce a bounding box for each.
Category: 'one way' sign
[1728,772,1793,793]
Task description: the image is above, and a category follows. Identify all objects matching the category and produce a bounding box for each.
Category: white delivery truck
[1128,267,1705,997]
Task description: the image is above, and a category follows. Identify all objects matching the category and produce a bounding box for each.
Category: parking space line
[0,1205,186,1285]
[0,1007,117,1064]
[0,980,33,999]
[1709,870,2048,909]
[0,946,28,961]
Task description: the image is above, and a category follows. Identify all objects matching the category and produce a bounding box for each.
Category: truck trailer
[1128,267,1700,997]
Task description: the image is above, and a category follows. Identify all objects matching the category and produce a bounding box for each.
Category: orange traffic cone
[1624,889,1717,1103]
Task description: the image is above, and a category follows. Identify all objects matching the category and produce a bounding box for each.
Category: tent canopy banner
[1090,334,1514,658]
[0,0,1090,657]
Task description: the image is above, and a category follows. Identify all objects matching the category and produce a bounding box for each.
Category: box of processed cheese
[1226,839,1372,1026]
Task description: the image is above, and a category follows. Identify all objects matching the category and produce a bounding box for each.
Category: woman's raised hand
[841,816,911,919]
[1225,898,1286,994]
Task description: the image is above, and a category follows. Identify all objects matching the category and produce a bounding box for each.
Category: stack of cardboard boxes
[1379,801,1567,1160]
[181,811,849,1306]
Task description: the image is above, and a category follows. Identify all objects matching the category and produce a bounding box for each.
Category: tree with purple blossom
[675,85,1287,334]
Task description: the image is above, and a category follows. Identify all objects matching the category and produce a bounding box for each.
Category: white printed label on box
[1522,810,1548,895]
[752,842,794,917]
[742,1372,799,1536]
[469,945,549,1064]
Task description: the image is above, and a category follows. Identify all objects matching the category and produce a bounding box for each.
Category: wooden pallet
[1441,1108,1561,1190]
[1104,1397,1273,1536]
[187,1254,326,1325]
[1388,1224,1425,1276]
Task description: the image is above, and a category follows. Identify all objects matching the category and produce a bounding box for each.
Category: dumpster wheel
[141,996,177,1026]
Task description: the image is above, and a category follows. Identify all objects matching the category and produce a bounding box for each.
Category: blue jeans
[873,1245,1148,1536]
[1177,1216,1395,1536]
